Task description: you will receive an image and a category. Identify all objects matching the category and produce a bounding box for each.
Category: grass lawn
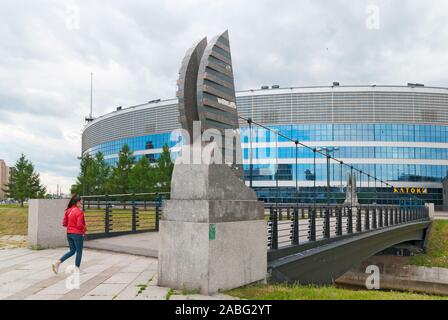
[226,284,448,300]
[0,204,156,237]
[0,204,28,236]
[410,220,448,269]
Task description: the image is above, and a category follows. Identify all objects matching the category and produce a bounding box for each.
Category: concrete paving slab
[0,280,34,294]
[25,294,63,300]
[81,295,115,300]
[82,264,112,274]
[113,270,157,300]
[135,286,170,300]
[0,247,220,300]
[0,292,12,299]
[86,283,128,296]
[120,263,152,273]
[60,265,124,300]
[104,272,140,284]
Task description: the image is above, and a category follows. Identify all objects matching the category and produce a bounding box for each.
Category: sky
[1,0,448,194]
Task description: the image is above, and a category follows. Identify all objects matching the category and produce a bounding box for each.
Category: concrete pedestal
[426,203,435,220]
[158,219,266,294]
[158,163,267,295]
[28,199,68,249]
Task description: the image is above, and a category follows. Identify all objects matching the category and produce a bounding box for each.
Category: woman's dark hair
[67,194,82,209]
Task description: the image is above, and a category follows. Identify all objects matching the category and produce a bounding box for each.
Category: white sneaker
[52,262,60,274]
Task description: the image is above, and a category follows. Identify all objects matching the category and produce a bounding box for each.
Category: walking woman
[52,194,87,274]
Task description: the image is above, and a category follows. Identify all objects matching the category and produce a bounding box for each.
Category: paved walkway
[84,233,159,258]
[0,247,236,300]
[434,212,448,220]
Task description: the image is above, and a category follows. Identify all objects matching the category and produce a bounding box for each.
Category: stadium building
[82,84,448,205]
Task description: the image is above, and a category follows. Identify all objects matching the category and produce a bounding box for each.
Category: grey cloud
[1,0,448,193]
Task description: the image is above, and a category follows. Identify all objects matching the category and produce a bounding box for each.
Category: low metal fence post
[105,195,110,235]
[378,208,384,228]
[309,207,316,241]
[292,208,299,245]
[385,208,389,227]
[347,207,353,234]
[272,209,278,250]
[356,207,362,232]
[324,207,330,239]
[155,204,160,232]
[372,206,377,229]
[336,207,343,236]
[132,194,137,232]
[365,207,370,231]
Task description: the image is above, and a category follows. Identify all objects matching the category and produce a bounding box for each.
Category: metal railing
[266,204,430,250]
[81,193,166,240]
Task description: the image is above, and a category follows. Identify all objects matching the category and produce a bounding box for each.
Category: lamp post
[317,147,340,206]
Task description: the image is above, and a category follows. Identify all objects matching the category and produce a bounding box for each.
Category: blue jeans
[59,234,84,267]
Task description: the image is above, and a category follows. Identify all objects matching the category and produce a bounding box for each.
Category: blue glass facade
[82,85,448,206]
[240,124,448,143]
[86,123,448,205]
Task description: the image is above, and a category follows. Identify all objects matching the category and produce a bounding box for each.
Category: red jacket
[62,206,87,235]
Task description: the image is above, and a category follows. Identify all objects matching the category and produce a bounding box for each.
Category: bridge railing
[266,204,430,250]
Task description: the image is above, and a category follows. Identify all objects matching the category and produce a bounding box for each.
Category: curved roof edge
[84,84,448,130]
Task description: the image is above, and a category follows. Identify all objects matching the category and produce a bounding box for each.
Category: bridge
[265,204,431,285]
[80,194,432,286]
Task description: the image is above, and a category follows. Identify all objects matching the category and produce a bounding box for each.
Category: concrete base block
[28,199,68,249]
[158,219,267,295]
[426,203,435,220]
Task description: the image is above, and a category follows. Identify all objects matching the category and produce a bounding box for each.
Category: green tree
[155,145,174,193]
[110,144,135,194]
[71,152,111,195]
[3,154,46,206]
[91,152,111,195]
[129,156,156,194]
[71,154,94,195]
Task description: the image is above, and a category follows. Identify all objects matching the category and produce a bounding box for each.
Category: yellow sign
[393,188,428,195]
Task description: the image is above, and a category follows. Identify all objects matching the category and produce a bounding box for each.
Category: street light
[316,147,340,206]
